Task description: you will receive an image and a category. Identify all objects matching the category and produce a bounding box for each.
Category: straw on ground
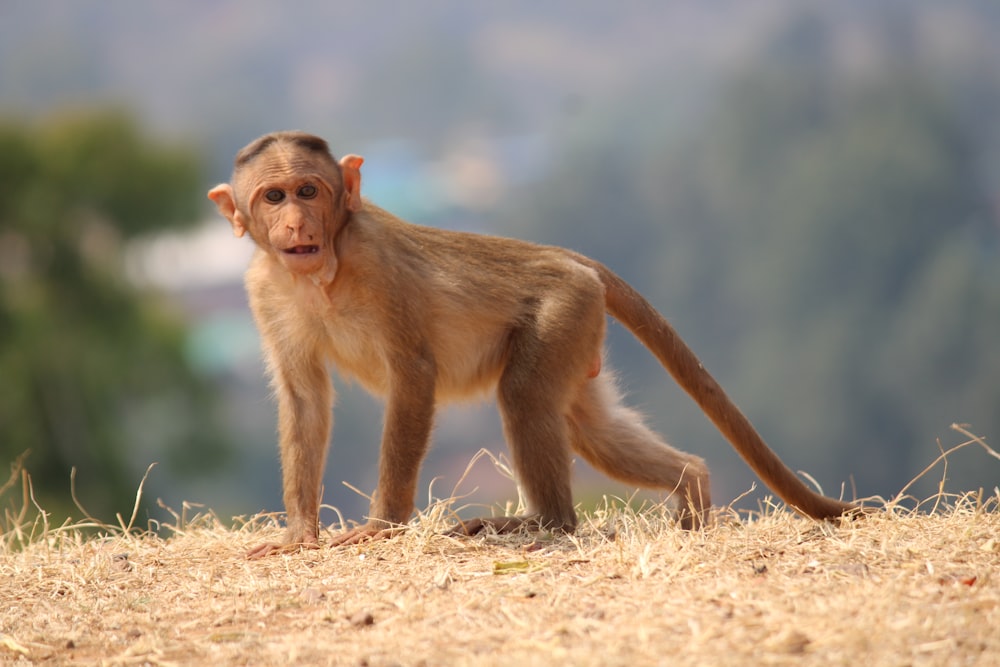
[2,429,998,666]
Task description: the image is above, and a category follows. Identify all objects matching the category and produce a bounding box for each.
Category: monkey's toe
[245,538,320,560]
[328,524,404,547]
[446,516,544,537]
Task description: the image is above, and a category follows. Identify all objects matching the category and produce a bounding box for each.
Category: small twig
[797,470,825,496]
[728,483,758,509]
[449,448,494,501]
[950,423,999,460]
[70,467,106,528]
[893,425,995,505]
[25,472,50,541]
[931,439,948,516]
[321,503,348,534]
[341,480,373,502]
[118,462,157,534]
[0,451,31,499]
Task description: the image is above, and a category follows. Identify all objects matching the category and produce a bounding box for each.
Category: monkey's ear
[208,184,248,238]
[339,154,364,212]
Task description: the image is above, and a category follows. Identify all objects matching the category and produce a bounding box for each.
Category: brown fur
[208,131,856,558]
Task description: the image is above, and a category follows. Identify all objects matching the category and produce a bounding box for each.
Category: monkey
[208,131,857,558]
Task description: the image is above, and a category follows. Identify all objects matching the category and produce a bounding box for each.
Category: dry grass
[2,430,999,667]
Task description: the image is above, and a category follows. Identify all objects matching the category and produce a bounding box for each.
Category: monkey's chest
[317,307,392,394]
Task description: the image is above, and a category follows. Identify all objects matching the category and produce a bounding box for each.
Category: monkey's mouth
[284,245,320,255]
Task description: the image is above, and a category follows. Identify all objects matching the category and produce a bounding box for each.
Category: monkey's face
[209,133,363,284]
[244,168,340,277]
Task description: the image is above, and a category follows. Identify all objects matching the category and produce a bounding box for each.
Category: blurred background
[1,1,998,528]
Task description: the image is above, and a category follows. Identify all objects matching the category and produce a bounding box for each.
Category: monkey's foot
[446,516,547,537]
[246,535,320,560]
[328,523,405,547]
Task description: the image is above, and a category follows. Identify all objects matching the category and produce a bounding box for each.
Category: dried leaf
[0,634,29,656]
[492,560,543,575]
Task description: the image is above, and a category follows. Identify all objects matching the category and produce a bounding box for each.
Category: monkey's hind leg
[445,380,578,537]
[452,291,611,537]
[447,372,578,539]
[568,372,712,529]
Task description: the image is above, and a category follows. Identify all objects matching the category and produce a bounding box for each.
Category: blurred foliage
[695,62,999,495]
[0,112,229,520]
[504,15,1000,501]
[4,3,995,515]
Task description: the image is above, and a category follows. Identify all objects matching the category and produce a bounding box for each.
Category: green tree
[0,112,228,520]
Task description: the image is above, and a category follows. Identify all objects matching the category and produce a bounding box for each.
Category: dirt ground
[2,486,998,667]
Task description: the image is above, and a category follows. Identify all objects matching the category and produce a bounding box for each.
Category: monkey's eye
[298,184,318,199]
[264,189,285,203]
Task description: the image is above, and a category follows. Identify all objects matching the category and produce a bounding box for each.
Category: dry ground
[2,492,998,666]
[2,433,999,667]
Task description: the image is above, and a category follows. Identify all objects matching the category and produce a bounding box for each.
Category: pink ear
[339,154,364,212]
[208,184,247,238]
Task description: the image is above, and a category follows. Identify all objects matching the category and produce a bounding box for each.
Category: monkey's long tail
[586,258,857,521]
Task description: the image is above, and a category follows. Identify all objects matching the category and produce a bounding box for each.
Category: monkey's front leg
[328,358,436,547]
[247,358,333,559]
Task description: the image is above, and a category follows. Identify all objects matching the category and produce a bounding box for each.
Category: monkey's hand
[328,522,405,547]
[246,530,320,559]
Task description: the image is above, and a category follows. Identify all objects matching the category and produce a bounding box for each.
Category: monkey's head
[208,131,363,282]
